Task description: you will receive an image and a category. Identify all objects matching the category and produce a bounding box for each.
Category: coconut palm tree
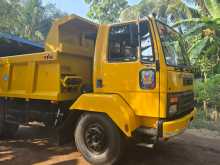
[119,0,199,24]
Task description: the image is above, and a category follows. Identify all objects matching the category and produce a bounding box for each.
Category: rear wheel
[75,113,124,165]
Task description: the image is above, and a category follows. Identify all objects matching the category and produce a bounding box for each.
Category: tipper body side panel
[0,15,98,101]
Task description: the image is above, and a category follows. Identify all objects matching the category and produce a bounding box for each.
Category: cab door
[96,20,161,117]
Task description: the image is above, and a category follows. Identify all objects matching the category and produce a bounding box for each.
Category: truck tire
[75,113,124,165]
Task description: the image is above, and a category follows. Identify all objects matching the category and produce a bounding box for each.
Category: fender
[69,93,139,136]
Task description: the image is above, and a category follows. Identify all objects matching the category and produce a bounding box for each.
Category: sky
[42,0,140,17]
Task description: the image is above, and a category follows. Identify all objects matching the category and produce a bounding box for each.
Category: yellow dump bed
[0,15,98,101]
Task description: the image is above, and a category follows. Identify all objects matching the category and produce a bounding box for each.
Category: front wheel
[75,113,124,165]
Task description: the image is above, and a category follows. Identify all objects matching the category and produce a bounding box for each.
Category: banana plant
[174,0,220,80]
[203,0,220,17]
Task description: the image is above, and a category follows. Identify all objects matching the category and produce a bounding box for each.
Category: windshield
[157,21,190,67]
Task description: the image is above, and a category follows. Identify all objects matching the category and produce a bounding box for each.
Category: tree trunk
[203,101,208,119]
[214,105,218,121]
[203,72,208,118]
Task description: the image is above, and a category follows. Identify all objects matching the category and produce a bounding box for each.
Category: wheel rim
[84,123,108,154]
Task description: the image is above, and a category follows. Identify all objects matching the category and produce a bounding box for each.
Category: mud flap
[55,111,82,145]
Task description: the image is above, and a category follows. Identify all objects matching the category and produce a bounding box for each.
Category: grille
[177,92,194,116]
[168,91,194,119]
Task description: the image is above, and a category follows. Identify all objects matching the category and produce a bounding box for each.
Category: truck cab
[0,15,195,165]
[72,16,194,134]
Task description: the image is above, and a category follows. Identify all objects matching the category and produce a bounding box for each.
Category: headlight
[168,104,177,117]
[168,95,178,117]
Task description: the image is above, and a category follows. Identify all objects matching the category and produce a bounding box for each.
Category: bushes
[190,108,220,131]
[195,74,220,108]
[193,75,220,131]
[194,74,220,121]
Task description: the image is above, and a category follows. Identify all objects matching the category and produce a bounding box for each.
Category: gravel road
[0,126,220,165]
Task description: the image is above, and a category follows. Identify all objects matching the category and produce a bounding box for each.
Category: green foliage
[0,0,65,41]
[190,108,220,131]
[119,0,199,23]
[0,0,22,34]
[189,8,220,118]
[204,0,220,18]
[84,0,128,23]
[120,0,162,21]
[20,0,65,41]
[195,75,220,108]
[188,36,209,62]
[21,0,46,40]
[174,0,220,80]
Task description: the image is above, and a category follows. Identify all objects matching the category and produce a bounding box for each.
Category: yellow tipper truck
[0,15,195,165]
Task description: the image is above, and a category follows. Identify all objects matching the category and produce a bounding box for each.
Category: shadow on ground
[0,126,220,165]
[0,126,84,165]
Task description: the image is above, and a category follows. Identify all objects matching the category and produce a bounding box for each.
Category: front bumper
[161,109,196,138]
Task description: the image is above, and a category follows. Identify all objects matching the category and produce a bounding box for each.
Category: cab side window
[108,23,138,62]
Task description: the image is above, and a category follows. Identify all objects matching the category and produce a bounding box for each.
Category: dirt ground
[0,126,220,165]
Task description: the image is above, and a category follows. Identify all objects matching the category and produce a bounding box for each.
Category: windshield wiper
[174,65,193,72]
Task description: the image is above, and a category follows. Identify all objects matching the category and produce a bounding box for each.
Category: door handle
[156,60,160,72]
